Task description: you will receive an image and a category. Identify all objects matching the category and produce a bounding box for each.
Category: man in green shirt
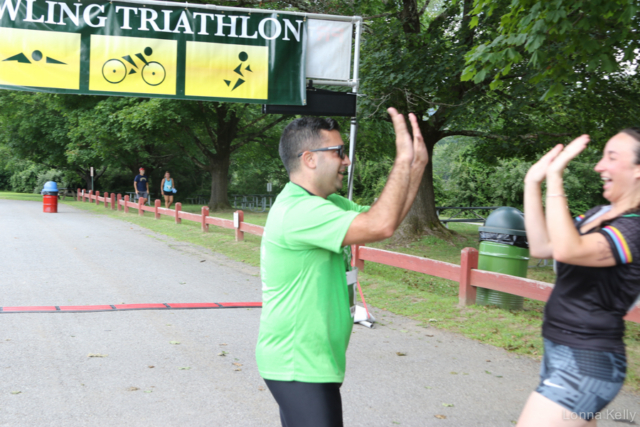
[257,109,428,427]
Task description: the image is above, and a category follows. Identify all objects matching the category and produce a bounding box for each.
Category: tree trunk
[208,155,231,211]
[79,173,91,190]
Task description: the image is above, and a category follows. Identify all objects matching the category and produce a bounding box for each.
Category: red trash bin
[43,194,58,213]
[42,182,59,213]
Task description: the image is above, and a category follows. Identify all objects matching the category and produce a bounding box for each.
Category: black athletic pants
[264,379,343,427]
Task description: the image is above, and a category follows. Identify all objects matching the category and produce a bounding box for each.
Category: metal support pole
[347,18,362,201]
[347,117,358,201]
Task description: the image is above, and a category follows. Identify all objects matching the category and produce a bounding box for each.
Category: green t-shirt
[256,182,368,383]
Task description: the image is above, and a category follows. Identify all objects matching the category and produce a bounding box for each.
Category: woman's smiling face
[594,132,640,203]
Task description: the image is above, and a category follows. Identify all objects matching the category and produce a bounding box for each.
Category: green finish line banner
[0,0,307,104]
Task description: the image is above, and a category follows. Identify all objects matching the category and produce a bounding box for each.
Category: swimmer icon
[101,47,166,86]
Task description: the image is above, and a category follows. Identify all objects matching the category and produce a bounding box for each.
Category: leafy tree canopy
[463,0,640,98]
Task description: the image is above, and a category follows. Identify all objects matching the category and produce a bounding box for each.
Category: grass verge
[5,193,638,392]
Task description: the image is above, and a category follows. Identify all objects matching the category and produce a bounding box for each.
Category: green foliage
[436,140,606,215]
[441,148,492,207]
[465,0,640,98]
[228,140,288,195]
[352,156,393,205]
[33,169,67,194]
[8,164,48,193]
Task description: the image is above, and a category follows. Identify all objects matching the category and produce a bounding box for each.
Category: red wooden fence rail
[75,188,640,323]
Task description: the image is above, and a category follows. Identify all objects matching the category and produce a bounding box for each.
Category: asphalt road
[0,199,638,426]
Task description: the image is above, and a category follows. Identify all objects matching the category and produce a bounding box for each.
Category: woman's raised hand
[547,135,590,176]
[524,144,564,185]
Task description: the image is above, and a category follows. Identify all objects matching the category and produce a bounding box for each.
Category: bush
[8,164,48,193]
[435,143,606,216]
[34,169,66,194]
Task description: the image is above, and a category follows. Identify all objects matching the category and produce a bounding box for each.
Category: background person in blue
[134,167,150,202]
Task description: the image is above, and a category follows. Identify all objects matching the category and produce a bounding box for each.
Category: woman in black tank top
[518,128,640,426]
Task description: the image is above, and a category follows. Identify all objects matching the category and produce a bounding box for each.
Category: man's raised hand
[388,108,415,163]
[407,112,428,167]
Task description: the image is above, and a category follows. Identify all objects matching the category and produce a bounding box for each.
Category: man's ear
[300,152,317,170]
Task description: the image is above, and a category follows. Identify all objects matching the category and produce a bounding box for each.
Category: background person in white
[257,108,428,427]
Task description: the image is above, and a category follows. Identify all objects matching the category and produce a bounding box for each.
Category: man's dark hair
[279,117,341,175]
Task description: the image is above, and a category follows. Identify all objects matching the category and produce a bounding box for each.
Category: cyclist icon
[102,47,166,86]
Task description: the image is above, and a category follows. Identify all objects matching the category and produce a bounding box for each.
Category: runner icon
[224,51,252,91]
[102,47,166,86]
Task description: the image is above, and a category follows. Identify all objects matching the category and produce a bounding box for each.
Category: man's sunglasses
[297,145,347,160]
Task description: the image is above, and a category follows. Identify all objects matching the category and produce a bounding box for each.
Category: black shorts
[536,338,626,420]
[264,379,343,427]
[163,190,174,196]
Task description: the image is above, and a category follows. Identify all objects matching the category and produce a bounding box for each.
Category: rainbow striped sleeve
[602,226,633,264]
[575,214,585,222]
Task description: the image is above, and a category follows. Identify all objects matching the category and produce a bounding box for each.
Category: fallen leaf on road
[396,352,406,356]
[232,363,243,366]
[200,260,206,263]
[127,387,139,392]
[10,391,21,395]
[218,351,228,356]
[234,368,242,371]
[485,371,491,374]
[486,360,491,362]
[144,390,153,393]
[148,366,154,369]
[450,372,458,375]
[219,343,227,346]
[442,403,454,407]
[425,335,434,337]
[434,415,446,419]
[170,341,180,345]
[88,353,108,358]
[178,367,191,370]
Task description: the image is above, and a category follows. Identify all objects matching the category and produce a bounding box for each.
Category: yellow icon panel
[0,28,80,90]
[185,42,268,100]
[89,35,177,95]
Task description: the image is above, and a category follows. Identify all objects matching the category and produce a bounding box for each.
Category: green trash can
[476,207,529,310]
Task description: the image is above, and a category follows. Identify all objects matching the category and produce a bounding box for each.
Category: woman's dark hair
[622,128,640,164]
[617,128,640,215]
[279,117,341,175]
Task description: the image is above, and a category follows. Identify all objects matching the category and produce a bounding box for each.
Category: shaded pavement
[0,199,638,426]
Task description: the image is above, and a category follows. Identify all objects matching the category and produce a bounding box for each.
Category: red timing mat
[0,302,262,313]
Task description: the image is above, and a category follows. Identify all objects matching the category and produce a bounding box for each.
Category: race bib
[346,268,358,318]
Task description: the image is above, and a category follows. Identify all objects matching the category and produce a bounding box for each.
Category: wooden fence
[76,189,640,323]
